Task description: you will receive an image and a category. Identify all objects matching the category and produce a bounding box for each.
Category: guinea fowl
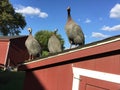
[48,29,62,53]
[25,28,41,60]
[65,7,85,48]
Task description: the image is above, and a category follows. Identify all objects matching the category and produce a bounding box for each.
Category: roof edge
[0,35,27,41]
[19,35,120,65]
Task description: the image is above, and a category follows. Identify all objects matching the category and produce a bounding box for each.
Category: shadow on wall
[20,60,73,90]
[23,70,46,90]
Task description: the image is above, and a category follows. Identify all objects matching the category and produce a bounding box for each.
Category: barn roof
[19,34,120,68]
[0,35,27,41]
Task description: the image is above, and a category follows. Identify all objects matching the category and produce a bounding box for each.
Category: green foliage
[35,30,65,56]
[35,30,52,51]
[42,51,49,57]
[0,0,26,36]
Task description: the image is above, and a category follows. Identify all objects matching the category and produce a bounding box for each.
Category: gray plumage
[25,28,41,60]
[65,7,85,48]
[48,29,62,53]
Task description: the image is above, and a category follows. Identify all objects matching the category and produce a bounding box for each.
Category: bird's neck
[29,32,32,35]
[67,11,72,20]
[29,34,32,37]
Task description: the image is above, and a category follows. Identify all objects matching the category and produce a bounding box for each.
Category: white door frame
[72,67,120,90]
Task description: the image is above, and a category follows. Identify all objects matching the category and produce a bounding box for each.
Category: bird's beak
[67,6,70,10]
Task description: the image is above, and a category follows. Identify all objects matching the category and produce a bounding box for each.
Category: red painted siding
[0,40,9,65]
[23,64,73,90]
[0,36,28,67]
[74,54,120,74]
[8,37,28,66]
[19,36,120,90]
[80,76,120,90]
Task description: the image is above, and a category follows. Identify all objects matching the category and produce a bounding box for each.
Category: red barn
[0,36,28,68]
[19,35,120,90]
[0,35,120,90]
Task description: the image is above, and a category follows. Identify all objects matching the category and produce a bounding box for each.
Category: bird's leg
[28,56,31,60]
[75,45,78,48]
[28,55,32,60]
[70,41,72,49]
[70,44,72,49]
[32,55,34,60]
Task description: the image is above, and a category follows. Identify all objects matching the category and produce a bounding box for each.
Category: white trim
[72,74,80,90]
[72,67,120,90]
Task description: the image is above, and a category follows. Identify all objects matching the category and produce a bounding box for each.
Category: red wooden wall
[1,35,120,90]
[0,36,28,67]
[8,36,28,66]
[0,39,9,66]
[19,35,120,90]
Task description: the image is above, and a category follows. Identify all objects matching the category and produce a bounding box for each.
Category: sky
[9,0,120,48]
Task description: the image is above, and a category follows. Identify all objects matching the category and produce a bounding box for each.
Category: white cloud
[85,18,91,23]
[110,3,120,19]
[15,5,48,18]
[101,25,120,31]
[92,32,109,38]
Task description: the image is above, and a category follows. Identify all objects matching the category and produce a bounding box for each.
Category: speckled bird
[48,29,62,53]
[65,7,85,48]
[25,28,42,60]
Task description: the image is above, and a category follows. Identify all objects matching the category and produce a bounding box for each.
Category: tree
[0,0,26,36]
[35,30,65,56]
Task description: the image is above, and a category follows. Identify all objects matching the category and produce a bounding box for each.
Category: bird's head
[28,27,32,34]
[51,29,58,36]
[67,6,71,12]
[53,29,58,35]
[54,29,58,34]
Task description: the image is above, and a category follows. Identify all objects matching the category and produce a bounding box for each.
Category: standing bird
[65,7,85,48]
[25,28,42,60]
[48,29,62,53]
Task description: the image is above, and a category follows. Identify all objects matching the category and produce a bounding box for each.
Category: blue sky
[10,0,120,48]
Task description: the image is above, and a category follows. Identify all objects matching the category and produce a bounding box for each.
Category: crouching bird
[48,29,62,53]
[65,7,85,48]
[25,28,42,60]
